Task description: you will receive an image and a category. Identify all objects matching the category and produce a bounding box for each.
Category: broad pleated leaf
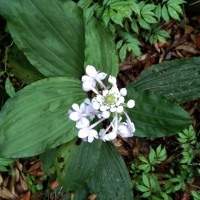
[0,77,86,158]
[0,0,84,78]
[84,18,118,77]
[55,139,102,192]
[129,57,200,104]
[87,142,134,200]
[8,44,44,84]
[126,88,191,137]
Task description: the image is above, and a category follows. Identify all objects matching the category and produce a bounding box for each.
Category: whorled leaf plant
[0,0,197,199]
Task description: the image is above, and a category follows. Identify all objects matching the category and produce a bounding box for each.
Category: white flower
[69,103,87,121]
[102,111,110,119]
[78,127,98,143]
[69,65,136,143]
[117,111,136,138]
[76,117,90,129]
[108,75,117,85]
[86,65,107,80]
[127,100,135,108]
[99,128,117,141]
[120,88,127,96]
[101,131,117,141]
[118,121,135,138]
[82,65,107,90]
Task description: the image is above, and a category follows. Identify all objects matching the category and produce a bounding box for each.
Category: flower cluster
[68,65,135,143]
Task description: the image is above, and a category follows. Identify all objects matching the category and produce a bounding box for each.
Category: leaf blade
[84,18,118,77]
[87,142,134,200]
[129,57,200,103]
[0,77,87,157]
[126,88,191,137]
[0,0,85,78]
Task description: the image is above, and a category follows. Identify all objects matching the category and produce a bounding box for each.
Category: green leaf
[131,20,139,34]
[77,0,93,9]
[8,44,44,84]
[138,155,149,163]
[87,142,134,200]
[142,4,156,12]
[126,88,192,137]
[142,191,151,198]
[130,3,140,15]
[156,30,169,37]
[167,5,180,21]
[157,35,167,44]
[142,174,150,188]
[142,14,157,24]
[109,9,123,26]
[119,44,127,61]
[0,71,5,76]
[55,139,102,191]
[0,0,85,78]
[110,2,132,20]
[84,18,118,77]
[5,77,15,98]
[128,57,200,103]
[149,147,156,164]
[0,77,87,158]
[155,4,162,20]
[168,3,183,14]
[162,5,170,21]
[102,8,110,26]
[40,148,58,176]
[138,17,151,30]
[137,185,149,192]
[0,158,14,166]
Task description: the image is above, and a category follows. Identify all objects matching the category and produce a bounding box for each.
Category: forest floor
[0,12,200,200]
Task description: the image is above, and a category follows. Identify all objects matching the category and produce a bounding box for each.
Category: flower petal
[127,100,135,108]
[72,103,79,112]
[97,72,107,80]
[86,65,97,77]
[69,112,80,121]
[120,88,127,96]
[88,129,98,143]
[76,118,90,129]
[78,128,89,138]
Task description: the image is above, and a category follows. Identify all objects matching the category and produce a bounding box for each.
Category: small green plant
[131,126,200,199]
[1,42,16,98]
[26,173,46,194]
[191,191,200,200]
[78,0,185,60]
[0,157,14,172]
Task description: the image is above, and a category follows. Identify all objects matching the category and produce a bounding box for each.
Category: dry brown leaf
[0,187,15,199]
[20,177,29,191]
[16,160,23,172]
[0,174,3,185]
[196,35,200,49]
[185,25,195,35]
[28,161,40,173]
[88,194,97,200]
[15,168,20,182]
[3,176,9,187]
[119,64,133,71]
[176,44,200,54]
[20,190,31,200]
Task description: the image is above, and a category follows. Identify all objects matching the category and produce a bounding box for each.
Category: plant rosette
[69,65,135,143]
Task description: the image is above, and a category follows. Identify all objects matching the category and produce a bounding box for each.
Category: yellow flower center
[104,94,115,105]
